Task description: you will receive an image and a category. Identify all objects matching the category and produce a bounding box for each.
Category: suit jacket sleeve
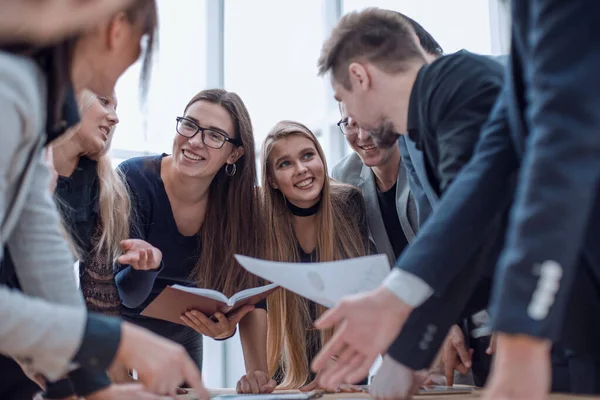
[392,89,517,297]
[490,0,600,339]
[385,91,515,369]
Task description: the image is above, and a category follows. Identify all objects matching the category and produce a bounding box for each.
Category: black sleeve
[72,313,122,371]
[255,299,267,310]
[44,379,75,399]
[68,369,111,397]
[429,54,504,194]
[45,368,111,398]
[113,159,163,308]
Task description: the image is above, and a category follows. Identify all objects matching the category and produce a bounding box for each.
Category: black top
[114,154,205,365]
[115,154,202,316]
[376,183,408,259]
[298,247,321,383]
[114,154,264,366]
[0,157,100,286]
[406,50,503,308]
[274,189,370,385]
[56,156,100,258]
[407,50,504,196]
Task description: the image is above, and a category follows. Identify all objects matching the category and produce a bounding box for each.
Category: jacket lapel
[395,164,416,243]
[359,165,395,265]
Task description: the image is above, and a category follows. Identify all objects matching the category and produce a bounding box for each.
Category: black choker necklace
[286,199,321,217]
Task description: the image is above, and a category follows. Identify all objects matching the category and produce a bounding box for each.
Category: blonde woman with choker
[260,120,371,391]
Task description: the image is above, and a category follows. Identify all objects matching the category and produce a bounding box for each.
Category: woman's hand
[181,305,255,339]
[236,370,276,394]
[117,239,162,271]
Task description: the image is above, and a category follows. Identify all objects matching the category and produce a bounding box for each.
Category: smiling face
[172,100,243,180]
[340,103,399,167]
[77,91,119,159]
[268,135,325,209]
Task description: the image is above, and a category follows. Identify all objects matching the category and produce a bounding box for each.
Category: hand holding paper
[234,254,390,307]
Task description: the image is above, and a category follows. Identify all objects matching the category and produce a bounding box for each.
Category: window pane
[112,0,208,158]
[343,0,493,55]
[224,0,326,154]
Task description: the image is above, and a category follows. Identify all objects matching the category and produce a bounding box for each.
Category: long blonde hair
[55,90,131,263]
[261,120,368,388]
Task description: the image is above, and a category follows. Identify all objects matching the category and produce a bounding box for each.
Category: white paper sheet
[234,254,391,308]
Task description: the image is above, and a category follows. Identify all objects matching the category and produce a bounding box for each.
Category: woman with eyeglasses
[114,88,274,391]
[259,120,371,391]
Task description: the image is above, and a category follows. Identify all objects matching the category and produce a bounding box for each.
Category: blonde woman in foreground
[259,120,371,391]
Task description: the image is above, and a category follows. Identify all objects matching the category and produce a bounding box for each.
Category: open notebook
[141,283,279,326]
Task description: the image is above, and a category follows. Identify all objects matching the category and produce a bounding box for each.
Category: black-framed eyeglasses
[336,117,358,136]
[176,116,240,149]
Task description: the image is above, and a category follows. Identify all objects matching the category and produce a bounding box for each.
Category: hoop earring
[225,163,237,177]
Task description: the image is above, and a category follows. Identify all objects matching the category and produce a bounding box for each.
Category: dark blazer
[387,0,600,383]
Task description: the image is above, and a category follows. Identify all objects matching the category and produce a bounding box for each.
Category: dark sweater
[114,154,265,368]
[114,154,204,366]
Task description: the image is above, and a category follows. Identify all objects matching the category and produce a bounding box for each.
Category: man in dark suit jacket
[312,2,600,398]
[313,7,506,394]
[332,13,444,266]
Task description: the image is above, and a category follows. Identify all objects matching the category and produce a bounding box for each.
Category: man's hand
[441,325,473,386]
[370,355,423,400]
[312,287,413,389]
[181,305,254,339]
[301,358,364,393]
[113,322,209,399]
[117,239,162,271]
[482,333,551,400]
[236,370,276,394]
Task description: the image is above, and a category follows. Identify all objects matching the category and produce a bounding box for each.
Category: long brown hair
[188,89,262,295]
[261,120,368,388]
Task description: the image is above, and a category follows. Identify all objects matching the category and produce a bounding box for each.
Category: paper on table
[234,254,391,308]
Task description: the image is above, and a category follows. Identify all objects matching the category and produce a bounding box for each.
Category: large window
[112,0,208,165]
[224,0,327,160]
[344,0,494,55]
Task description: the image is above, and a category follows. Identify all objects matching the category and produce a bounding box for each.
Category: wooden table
[176,388,600,400]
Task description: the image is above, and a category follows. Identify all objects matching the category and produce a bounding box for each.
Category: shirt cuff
[44,378,75,399]
[383,268,434,308]
[72,313,122,371]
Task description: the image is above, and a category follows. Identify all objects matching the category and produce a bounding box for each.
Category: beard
[370,120,400,149]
